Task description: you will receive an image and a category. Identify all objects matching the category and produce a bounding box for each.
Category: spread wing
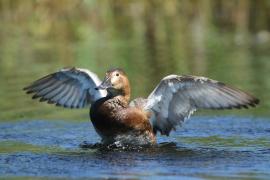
[145,75,259,135]
[23,67,106,108]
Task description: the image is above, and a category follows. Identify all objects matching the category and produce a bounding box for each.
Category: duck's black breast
[90,96,109,119]
[89,96,132,137]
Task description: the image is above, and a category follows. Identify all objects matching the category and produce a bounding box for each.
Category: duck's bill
[95,78,112,90]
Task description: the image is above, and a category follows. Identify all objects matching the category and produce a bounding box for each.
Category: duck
[24,67,259,145]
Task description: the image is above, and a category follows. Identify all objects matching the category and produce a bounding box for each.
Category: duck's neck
[122,83,131,103]
[114,95,129,107]
[108,82,131,104]
[118,76,131,103]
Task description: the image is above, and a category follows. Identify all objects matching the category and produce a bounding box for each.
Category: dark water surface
[1,116,270,180]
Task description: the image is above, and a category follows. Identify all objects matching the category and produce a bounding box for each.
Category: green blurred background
[0,0,269,121]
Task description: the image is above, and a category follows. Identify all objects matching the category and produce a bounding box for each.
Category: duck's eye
[116,73,119,77]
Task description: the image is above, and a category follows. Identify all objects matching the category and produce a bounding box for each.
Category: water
[1,116,270,180]
[0,1,270,179]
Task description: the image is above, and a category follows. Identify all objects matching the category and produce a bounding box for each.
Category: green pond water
[0,1,270,179]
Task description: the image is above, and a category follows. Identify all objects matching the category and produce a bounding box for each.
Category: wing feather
[145,75,259,135]
[49,84,68,103]
[24,67,106,108]
[64,86,75,107]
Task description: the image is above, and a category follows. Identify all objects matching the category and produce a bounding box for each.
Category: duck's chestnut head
[96,68,130,101]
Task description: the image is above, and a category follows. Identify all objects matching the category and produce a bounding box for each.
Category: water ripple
[0,116,270,179]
